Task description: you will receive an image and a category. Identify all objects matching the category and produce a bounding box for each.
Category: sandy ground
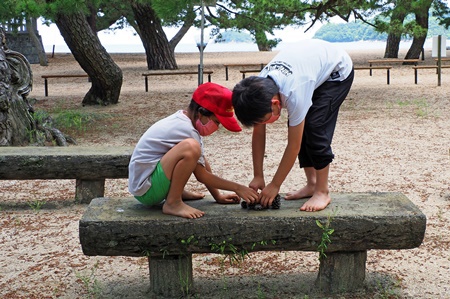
[1,47,450,298]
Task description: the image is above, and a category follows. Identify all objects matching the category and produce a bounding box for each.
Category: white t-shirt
[259,39,353,126]
[128,110,205,196]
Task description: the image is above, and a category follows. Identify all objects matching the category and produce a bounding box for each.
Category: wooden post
[438,35,442,87]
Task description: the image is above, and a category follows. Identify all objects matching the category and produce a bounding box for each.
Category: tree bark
[26,18,48,67]
[0,27,35,146]
[54,11,122,105]
[131,2,177,70]
[405,1,432,60]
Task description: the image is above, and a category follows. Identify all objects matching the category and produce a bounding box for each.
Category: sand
[1,48,449,298]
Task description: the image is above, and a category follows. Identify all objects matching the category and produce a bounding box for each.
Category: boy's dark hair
[189,99,213,118]
[232,76,279,127]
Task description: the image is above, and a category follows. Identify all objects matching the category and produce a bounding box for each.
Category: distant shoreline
[44,39,444,54]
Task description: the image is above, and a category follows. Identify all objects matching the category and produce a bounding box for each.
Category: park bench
[354,66,392,85]
[0,146,133,204]
[41,74,90,97]
[367,59,420,76]
[239,68,263,79]
[223,63,265,80]
[412,65,450,84]
[79,192,426,297]
[142,70,213,92]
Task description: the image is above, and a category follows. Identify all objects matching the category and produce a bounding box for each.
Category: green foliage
[51,109,111,134]
[316,212,336,261]
[315,14,450,42]
[315,21,387,42]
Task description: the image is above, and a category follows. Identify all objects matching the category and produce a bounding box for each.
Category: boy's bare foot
[182,190,205,201]
[300,192,331,212]
[163,201,205,219]
[285,185,315,200]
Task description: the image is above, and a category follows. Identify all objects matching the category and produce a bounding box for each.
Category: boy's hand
[260,182,280,208]
[249,176,265,192]
[214,193,240,204]
[236,185,259,205]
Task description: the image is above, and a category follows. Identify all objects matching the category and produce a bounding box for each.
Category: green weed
[75,261,102,298]
[27,200,47,212]
[316,209,338,261]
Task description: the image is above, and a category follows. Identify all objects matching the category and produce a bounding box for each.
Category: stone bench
[0,146,133,203]
[79,192,426,297]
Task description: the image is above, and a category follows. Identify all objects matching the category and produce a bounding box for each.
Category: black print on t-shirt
[263,61,293,76]
[330,71,340,79]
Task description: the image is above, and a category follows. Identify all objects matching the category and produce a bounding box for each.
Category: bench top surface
[42,74,89,78]
[82,192,423,221]
[79,192,426,256]
[0,146,134,180]
[354,66,392,69]
[413,65,450,69]
[368,58,420,63]
[224,63,265,67]
[0,146,134,156]
[142,70,213,76]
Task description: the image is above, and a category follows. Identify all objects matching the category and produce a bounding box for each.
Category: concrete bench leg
[75,179,105,204]
[149,254,193,298]
[315,250,367,293]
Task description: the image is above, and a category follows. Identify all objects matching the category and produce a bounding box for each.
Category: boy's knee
[180,138,201,158]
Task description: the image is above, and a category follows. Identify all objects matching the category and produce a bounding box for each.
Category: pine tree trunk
[26,18,48,67]
[54,11,122,105]
[384,33,402,58]
[131,2,177,70]
[405,1,432,60]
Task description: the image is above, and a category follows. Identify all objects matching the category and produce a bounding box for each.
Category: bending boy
[232,39,354,212]
[129,83,258,219]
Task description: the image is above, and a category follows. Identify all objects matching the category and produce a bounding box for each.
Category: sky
[36,19,320,53]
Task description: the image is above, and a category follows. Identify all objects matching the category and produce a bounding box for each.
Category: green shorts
[134,162,171,206]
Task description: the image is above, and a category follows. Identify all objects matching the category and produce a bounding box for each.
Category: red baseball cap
[192,83,242,132]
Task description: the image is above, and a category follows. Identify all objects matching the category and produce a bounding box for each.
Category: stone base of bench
[79,192,426,297]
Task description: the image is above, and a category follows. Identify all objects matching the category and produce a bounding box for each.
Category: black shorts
[298,69,354,170]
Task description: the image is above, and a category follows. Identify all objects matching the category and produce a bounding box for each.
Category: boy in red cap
[128,82,258,219]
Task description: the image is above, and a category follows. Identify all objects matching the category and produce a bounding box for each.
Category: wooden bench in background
[354,66,392,85]
[367,59,420,76]
[0,146,133,204]
[142,70,213,92]
[223,63,265,80]
[412,65,450,84]
[239,69,263,79]
[434,57,450,66]
[79,192,426,298]
[41,74,90,97]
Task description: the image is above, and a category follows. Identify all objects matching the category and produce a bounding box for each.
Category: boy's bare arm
[194,163,258,204]
[260,121,304,206]
[250,124,266,191]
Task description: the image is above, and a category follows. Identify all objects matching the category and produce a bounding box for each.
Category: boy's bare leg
[300,165,331,212]
[160,139,205,219]
[182,189,205,201]
[285,167,316,200]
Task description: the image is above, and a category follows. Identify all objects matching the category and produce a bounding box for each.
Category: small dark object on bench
[241,193,281,210]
